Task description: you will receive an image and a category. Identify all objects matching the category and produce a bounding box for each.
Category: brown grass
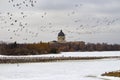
[0,56,120,63]
[102,71,120,77]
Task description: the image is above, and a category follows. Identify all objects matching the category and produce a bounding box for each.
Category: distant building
[50,30,66,43]
[58,30,66,43]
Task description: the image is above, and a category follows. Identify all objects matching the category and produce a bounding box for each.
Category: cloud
[36,0,78,10]
[0,0,120,43]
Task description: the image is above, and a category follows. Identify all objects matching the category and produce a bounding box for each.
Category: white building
[58,30,66,43]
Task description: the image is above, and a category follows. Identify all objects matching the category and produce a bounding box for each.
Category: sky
[0,0,120,44]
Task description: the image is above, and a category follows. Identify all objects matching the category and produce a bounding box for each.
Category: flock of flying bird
[74,16,120,29]
[0,0,120,42]
[8,0,37,9]
[0,0,39,41]
[0,11,40,41]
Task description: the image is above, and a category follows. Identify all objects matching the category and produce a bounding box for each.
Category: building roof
[58,30,65,36]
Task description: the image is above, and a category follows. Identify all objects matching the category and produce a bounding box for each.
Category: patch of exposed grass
[102,70,120,77]
[0,56,120,63]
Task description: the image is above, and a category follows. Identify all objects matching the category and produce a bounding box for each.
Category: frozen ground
[0,58,120,80]
[0,51,120,58]
[0,51,120,80]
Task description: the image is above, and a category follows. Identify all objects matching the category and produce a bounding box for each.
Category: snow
[0,51,120,58]
[0,51,120,80]
[0,59,120,80]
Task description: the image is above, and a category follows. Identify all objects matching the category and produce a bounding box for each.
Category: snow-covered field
[0,51,120,58]
[0,51,120,80]
[0,58,120,80]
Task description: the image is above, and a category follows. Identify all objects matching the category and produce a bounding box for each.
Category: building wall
[58,36,65,43]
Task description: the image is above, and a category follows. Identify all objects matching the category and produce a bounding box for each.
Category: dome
[58,30,65,36]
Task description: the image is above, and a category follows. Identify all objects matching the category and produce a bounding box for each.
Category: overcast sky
[0,0,120,44]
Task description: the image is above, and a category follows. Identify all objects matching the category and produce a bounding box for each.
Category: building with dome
[58,30,66,43]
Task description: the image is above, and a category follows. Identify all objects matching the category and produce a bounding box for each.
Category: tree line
[0,41,120,55]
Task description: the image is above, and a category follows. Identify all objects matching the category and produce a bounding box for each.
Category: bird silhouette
[8,0,37,9]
